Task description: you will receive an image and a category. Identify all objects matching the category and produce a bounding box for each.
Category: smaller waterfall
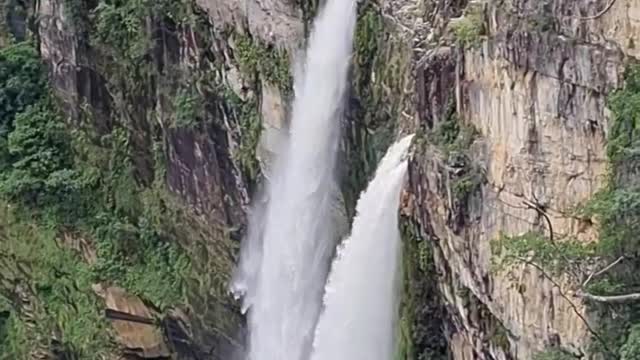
[310,134,415,360]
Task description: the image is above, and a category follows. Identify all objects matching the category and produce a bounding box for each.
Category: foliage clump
[224,90,262,183]
[396,217,449,360]
[428,109,483,202]
[0,207,112,359]
[430,106,478,155]
[533,349,577,360]
[173,87,205,128]
[490,232,594,273]
[0,101,82,211]
[0,43,47,135]
[579,65,640,258]
[234,34,292,93]
[621,324,640,360]
[449,5,486,48]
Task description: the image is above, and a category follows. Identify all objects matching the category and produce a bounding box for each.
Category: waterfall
[232,0,357,359]
[309,135,414,360]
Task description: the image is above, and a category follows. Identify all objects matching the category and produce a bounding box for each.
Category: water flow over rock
[310,135,415,360]
[231,0,357,359]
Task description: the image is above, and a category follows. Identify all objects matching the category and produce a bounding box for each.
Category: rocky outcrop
[195,0,304,49]
[97,286,171,359]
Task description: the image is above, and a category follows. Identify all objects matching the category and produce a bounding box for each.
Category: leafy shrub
[0,206,112,359]
[226,90,262,183]
[579,188,640,257]
[234,34,292,92]
[354,6,383,78]
[621,325,640,360]
[533,349,577,360]
[173,87,204,128]
[0,42,47,135]
[606,66,640,166]
[0,101,84,212]
[93,1,150,60]
[90,208,189,310]
[452,171,484,199]
[490,232,595,273]
[430,111,477,155]
[450,8,485,48]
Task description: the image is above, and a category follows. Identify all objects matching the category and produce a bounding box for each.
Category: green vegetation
[490,232,594,273]
[63,0,93,38]
[0,42,47,135]
[396,216,449,360]
[1,0,257,357]
[429,105,477,155]
[224,89,263,183]
[93,0,151,61]
[93,0,189,60]
[0,206,113,359]
[0,101,81,211]
[576,64,640,359]
[0,41,191,356]
[621,324,640,360]
[353,5,384,93]
[449,6,486,48]
[343,3,408,218]
[173,87,205,128]
[585,277,627,296]
[578,189,640,257]
[451,171,484,200]
[533,349,577,360]
[576,65,640,258]
[234,33,292,93]
[428,108,484,203]
[602,63,640,167]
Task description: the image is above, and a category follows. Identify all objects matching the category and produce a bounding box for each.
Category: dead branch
[582,256,625,288]
[522,198,553,243]
[575,291,640,304]
[574,256,640,304]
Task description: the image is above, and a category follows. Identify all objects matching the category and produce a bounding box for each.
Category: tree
[0,101,80,208]
[0,42,47,135]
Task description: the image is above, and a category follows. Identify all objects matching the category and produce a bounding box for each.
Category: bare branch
[574,256,640,305]
[522,199,554,243]
[576,291,640,304]
[582,256,625,288]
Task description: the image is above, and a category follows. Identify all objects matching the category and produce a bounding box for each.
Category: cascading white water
[309,134,414,360]
[231,0,357,359]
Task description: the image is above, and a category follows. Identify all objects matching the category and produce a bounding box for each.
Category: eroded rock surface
[406,0,639,358]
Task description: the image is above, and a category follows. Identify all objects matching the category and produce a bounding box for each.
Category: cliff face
[2,0,640,358]
[32,0,306,357]
[407,0,640,358]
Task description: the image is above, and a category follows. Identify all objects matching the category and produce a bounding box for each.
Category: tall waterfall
[309,135,414,360]
[232,0,357,359]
